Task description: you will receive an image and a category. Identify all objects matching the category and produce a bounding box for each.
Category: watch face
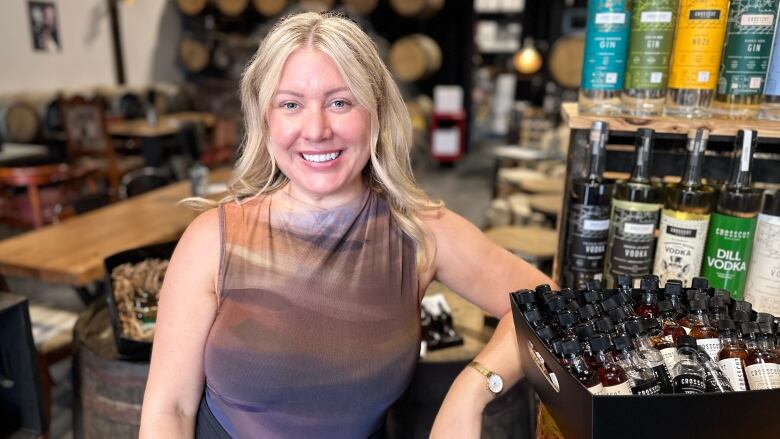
[488,374,503,394]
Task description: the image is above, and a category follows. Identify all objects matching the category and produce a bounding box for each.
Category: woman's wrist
[454,365,496,412]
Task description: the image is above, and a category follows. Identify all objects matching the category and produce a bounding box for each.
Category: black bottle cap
[535,284,552,295]
[566,301,581,313]
[586,278,603,291]
[583,290,601,304]
[756,312,775,324]
[558,310,577,328]
[625,320,646,336]
[690,299,708,311]
[733,300,753,313]
[515,289,537,305]
[560,288,577,302]
[692,290,710,302]
[717,319,736,333]
[709,296,728,308]
[616,274,632,289]
[640,275,659,291]
[733,310,752,323]
[677,335,697,348]
[575,322,595,340]
[547,297,566,313]
[758,322,775,335]
[642,317,661,331]
[579,304,599,320]
[589,334,612,353]
[561,339,582,355]
[613,334,635,351]
[601,296,619,312]
[542,292,557,303]
[608,307,627,323]
[664,279,683,296]
[658,300,674,313]
[594,317,614,333]
[691,277,709,289]
[760,190,780,217]
[741,322,760,337]
[613,294,629,306]
[537,325,556,341]
[524,308,543,324]
[552,339,565,356]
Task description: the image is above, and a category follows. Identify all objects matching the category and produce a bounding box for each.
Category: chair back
[60,96,113,161]
[118,167,172,199]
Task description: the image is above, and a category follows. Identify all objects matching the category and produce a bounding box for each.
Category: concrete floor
[2,141,498,438]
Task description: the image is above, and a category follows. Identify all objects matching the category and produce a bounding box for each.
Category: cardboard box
[510,293,780,439]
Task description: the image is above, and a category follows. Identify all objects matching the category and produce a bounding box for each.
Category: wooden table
[484,226,558,261]
[0,142,49,166]
[107,112,215,138]
[0,168,230,287]
[528,194,563,217]
[516,177,564,194]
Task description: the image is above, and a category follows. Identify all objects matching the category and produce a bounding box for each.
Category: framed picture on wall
[28,1,61,53]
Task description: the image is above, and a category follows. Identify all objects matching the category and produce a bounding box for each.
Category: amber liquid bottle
[688,299,721,361]
[716,319,748,391]
[589,335,632,395]
[742,322,780,390]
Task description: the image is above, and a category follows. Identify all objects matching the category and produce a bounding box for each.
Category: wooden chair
[60,96,144,197]
[0,163,83,229]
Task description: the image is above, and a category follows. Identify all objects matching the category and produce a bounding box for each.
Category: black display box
[104,240,177,361]
[510,293,780,439]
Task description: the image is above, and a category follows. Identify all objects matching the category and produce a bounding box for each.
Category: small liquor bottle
[589,335,633,395]
[575,322,596,356]
[672,335,708,393]
[741,322,780,390]
[604,129,662,288]
[744,191,780,315]
[622,0,679,116]
[732,300,754,325]
[514,289,539,312]
[579,0,631,115]
[665,0,730,117]
[760,27,780,120]
[634,275,661,318]
[695,346,734,392]
[612,334,664,394]
[716,319,748,391]
[710,0,780,118]
[556,311,579,341]
[663,279,687,318]
[657,300,686,372]
[701,130,762,299]
[559,339,605,394]
[708,296,731,329]
[562,121,612,289]
[625,320,675,392]
[688,299,722,360]
[653,128,717,286]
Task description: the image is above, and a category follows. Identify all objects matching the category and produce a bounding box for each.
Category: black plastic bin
[103,240,177,361]
[510,293,780,439]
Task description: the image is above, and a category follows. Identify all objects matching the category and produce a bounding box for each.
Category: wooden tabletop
[484,226,558,260]
[0,168,231,286]
[516,177,564,194]
[562,102,780,138]
[0,142,48,166]
[107,112,216,138]
[528,194,564,216]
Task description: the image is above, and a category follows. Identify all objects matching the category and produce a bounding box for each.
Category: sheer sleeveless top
[203,188,421,438]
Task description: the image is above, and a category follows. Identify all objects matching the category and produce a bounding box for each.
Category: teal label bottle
[582,0,631,91]
[625,0,679,90]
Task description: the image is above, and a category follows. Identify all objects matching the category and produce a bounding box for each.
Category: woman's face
[267,48,372,207]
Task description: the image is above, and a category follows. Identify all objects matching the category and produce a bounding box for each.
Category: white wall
[0,0,181,96]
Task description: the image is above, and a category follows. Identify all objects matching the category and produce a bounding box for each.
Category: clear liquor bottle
[701,130,762,299]
[612,334,664,394]
[672,335,708,393]
[625,319,675,392]
[562,121,613,288]
[653,128,717,286]
[710,0,780,118]
[604,129,663,287]
[695,345,734,392]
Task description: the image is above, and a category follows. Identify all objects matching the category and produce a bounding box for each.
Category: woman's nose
[302,107,332,141]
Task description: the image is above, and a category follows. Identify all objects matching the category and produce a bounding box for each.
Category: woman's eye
[332,99,349,108]
[282,102,298,110]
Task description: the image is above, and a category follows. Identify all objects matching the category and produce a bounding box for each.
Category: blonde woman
[140,12,554,439]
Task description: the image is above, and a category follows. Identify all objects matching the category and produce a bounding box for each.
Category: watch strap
[468,360,492,378]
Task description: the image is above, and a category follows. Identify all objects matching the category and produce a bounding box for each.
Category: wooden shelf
[561,102,780,140]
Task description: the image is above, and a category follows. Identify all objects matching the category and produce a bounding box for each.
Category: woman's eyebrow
[275,87,350,98]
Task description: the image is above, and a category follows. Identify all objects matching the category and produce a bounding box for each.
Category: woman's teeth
[302,151,340,163]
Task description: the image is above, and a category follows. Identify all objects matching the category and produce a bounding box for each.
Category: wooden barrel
[179,36,211,74]
[214,0,248,16]
[343,0,379,15]
[548,35,584,89]
[0,100,41,143]
[389,0,444,18]
[405,94,432,135]
[389,34,442,82]
[252,0,287,16]
[175,0,208,15]
[298,0,335,11]
[73,301,150,439]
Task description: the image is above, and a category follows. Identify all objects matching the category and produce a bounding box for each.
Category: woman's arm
[139,209,221,438]
[420,208,557,438]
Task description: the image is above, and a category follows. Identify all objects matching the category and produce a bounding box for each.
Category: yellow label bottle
[665,0,730,118]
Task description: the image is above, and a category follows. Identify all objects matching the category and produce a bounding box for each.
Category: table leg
[29,184,43,228]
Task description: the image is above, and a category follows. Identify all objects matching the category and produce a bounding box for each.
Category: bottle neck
[586,124,607,182]
[631,132,652,184]
[677,346,699,359]
[728,131,756,191]
[642,292,657,306]
[689,310,711,327]
[682,134,707,187]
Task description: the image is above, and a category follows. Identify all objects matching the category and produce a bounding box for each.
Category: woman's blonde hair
[188,12,442,271]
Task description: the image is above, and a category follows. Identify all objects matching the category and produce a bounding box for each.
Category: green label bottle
[701,130,762,299]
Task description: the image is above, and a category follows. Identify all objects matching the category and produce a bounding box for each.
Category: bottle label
[718,357,748,391]
[745,362,780,390]
[601,381,633,395]
[625,0,678,90]
[766,21,780,96]
[744,214,780,315]
[703,362,734,392]
[702,213,757,300]
[667,0,730,90]
[582,0,630,91]
[716,0,779,96]
[567,203,611,275]
[632,379,663,395]
[653,209,711,287]
[651,363,674,392]
[606,199,661,279]
[673,373,707,393]
[660,346,681,374]
[588,382,605,394]
[696,337,722,361]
